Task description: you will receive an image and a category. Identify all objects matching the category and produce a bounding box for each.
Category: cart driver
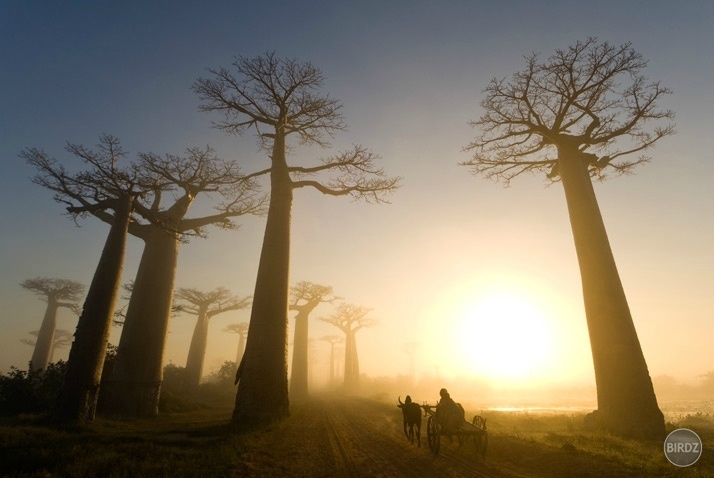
[435,388,464,433]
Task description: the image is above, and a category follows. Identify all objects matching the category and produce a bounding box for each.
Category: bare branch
[195,51,346,148]
[319,303,377,334]
[289,145,401,203]
[174,287,252,318]
[20,277,85,304]
[464,38,675,183]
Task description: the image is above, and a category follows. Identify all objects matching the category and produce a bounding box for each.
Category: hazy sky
[1,1,712,392]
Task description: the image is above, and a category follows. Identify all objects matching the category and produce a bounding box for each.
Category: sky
[1,1,712,399]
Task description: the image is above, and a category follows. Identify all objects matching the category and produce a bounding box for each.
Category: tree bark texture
[30,297,59,371]
[558,147,665,439]
[234,333,246,372]
[185,307,210,388]
[290,312,309,400]
[232,132,291,431]
[104,228,179,417]
[55,195,131,422]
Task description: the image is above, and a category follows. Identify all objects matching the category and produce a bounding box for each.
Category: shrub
[0,361,67,416]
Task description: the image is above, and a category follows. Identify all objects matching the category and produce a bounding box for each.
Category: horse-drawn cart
[420,403,488,457]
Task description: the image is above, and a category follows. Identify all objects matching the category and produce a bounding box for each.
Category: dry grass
[1,403,712,477]
[477,409,714,477]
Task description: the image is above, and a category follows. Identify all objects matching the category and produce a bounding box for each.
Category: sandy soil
[229,396,523,478]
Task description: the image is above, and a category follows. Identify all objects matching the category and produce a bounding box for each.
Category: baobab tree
[462,38,674,439]
[288,281,340,400]
[194,51,400,430]
[174,287,251,388]
[20,278,83,371]
[320,335,342,384]
[102,147,263,417]
[320,303,376,392]
[403,342,420,379]
[23,135,150,422]
[223,322,249,374]
[21,329,73,363]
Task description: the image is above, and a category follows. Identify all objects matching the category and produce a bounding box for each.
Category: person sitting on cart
[435,388,464,433]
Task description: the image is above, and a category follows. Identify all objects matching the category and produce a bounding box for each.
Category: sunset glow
[419,273,565,386]
[453,292,553,381]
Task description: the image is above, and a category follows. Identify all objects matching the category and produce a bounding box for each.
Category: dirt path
[231,396,527,477]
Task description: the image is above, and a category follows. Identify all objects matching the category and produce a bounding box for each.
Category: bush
[0,361,67,416]
[157,362,236,411]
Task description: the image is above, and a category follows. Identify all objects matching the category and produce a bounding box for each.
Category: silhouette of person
[435,388,463,433]
[438,388,455,408]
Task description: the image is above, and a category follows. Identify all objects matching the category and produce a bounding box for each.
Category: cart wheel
[427,415,441,455]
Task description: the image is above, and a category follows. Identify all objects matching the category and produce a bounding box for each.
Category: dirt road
[230,396,522,477]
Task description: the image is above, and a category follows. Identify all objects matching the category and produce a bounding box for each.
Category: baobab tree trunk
[329,343,335,384]
[558,148,665,439]
[30,296,59,371]
[234,333,246,373]
[56,196,132,422]
[185,309,210,388]
[352,333,360,387]
[105,227,179,417]
[231,131,291,431]
[344,331,360,392]
[290,312,309,400]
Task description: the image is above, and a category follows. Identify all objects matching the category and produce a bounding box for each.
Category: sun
[450,290,554,382]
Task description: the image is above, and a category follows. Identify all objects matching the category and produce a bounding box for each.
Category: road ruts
[317,397,517,478]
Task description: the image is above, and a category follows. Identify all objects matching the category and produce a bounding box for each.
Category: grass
[475,408,714,477]
[1,402,713,477]
[0,408,240,478]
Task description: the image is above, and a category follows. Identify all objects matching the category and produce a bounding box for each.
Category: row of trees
[21,51,399,429]
[19,278,253,390]
[19,275,376,409]
[19,38,674,439]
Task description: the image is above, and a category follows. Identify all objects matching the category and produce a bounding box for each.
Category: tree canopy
[463,37,675,184]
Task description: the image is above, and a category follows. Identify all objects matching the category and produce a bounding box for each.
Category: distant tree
[288,282,340,400]
[307,338,318,387]
[320,303,376,392]
[403,342,420,379]
[320,335,343,384]
[223,322,249,374]
[174,287,251,388]
[19,278,83,371]
[21,329,73,363]
[23,135,146,423]
[101,147,263,417]
[462,38,674,439]
[195,51,400,431]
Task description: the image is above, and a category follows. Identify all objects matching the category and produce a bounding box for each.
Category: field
[1,397,712,477]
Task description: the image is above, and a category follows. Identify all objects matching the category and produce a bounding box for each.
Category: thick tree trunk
[231,132,291,432]
[344,331,360,392]
[104,227,179,417]
[352,333,360,387]
[55,196,131,422]
[234,333,246,373]
[289,312,309,400]
[558,147,665,439]
[185,309,210,388]
[329,344,335,384]
[30,297,59,371]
